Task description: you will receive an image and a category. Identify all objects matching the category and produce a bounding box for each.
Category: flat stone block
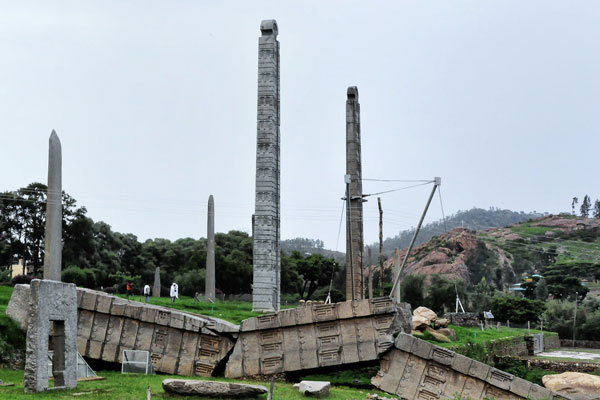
[395,333,415,353]
[510,376,533,397]
[95,294,113,314]
[110,299,127,316]
[139,307,157,323]
[169,312,185,329]
[124,304,142,320]
[528,384,553,400]
[80,291,97,311]
[450,353,473,375]
[411,337,434,359]
[101,343,118,362]
[468,359,491,381]
[487,367,514,391]
[184,316,202,332]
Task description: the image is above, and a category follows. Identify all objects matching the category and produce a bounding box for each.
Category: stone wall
[560,339,600,349]
[443,312,479,327]
[545,334,561,350]
[525,359,599,373]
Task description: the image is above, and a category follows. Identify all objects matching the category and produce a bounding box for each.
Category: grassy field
[0,369,389,399]
[415,324,546,348]
[115,293,263,325]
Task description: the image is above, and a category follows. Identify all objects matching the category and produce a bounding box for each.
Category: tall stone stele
[252,19,281,312]
[153,267,161,297]
[205,195,215,301]
[345,87,365,300]
[44,130,62,281]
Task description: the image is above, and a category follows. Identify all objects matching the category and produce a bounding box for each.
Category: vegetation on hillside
[375,207,542,255]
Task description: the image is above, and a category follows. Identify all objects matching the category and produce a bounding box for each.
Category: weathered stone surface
[345,86,364,301]
[9,285,236,378]
[25,280,77,393]
[293,381,330,397]
[412,315,430,331]
[373,333,573,400]
[225,298,411,378]
[413,306,437,325]
[543,372,600,399]
[252,19,281,312]
[436,327,457,341]
[153,267,161,297]
[425,326,451,343]
[443,312,480,327]
[43,130,62,281]
[162,379,267,398]
[434,318,450,329]
[205,195,215,302]
[5,284,30,330]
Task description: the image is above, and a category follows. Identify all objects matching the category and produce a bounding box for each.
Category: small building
[9,257,33,278]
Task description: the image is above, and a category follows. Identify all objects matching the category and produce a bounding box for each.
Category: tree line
[0,183,342,302]
[571,195,600,218]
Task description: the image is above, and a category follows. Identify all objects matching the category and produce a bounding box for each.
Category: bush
[62,265,97,288]
[490,296,546,325]
[11,274,33,285]
[401,274,425,309]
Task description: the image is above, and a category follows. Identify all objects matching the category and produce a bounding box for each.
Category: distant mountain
[374,214,600,289]
[372,207,544,256]
[281,237,345,263]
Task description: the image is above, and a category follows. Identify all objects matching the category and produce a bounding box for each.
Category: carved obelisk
[43,130,62,281]
[346,87,364,300]
[205,195,215,302]
[252,19,281,312]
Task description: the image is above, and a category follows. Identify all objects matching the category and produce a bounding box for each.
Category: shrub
[62,265,97,288]
[11,274,33,285]
[490,296,546,325]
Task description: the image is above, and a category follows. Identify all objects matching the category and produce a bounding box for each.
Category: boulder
[412,315,430,331]
[293,381,330,397]
[413,306,437,325]
[425,326,451,343]
[162,379,267,398]
[543,372,600,400]
[434,318,450,329]
[6,284,30,331]
[436,328,457,341]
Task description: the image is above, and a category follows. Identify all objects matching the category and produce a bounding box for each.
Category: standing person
[143,284,151,303]
[126,281,132,299]
[170,282,179,303]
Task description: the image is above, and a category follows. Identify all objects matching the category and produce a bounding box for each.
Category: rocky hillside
[371,215,600,289]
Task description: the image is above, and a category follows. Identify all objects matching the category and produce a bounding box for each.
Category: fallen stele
[162,379,268,398]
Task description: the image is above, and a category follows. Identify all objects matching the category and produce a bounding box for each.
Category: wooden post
[378,197,384,296]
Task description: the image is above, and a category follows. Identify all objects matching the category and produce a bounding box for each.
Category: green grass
[0,369,388,399]
[510,224,556,236]
[115,293,264,325]
[418,325,544,348]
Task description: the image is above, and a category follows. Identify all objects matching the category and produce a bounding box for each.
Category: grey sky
[2,1,599,249]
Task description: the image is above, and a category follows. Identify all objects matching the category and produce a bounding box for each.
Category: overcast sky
[2,1,599,249]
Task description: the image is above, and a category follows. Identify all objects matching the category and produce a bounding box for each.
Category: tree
[572,197,579,216]
[400,274,426,308]
[535,277,549,301]
[580,195,591,217]
[490,296,546,325]
[593,200,600,219]
[424,275,467,315]
[470,277,495,314]
[285,251,338,301]
[542,263,590,302]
